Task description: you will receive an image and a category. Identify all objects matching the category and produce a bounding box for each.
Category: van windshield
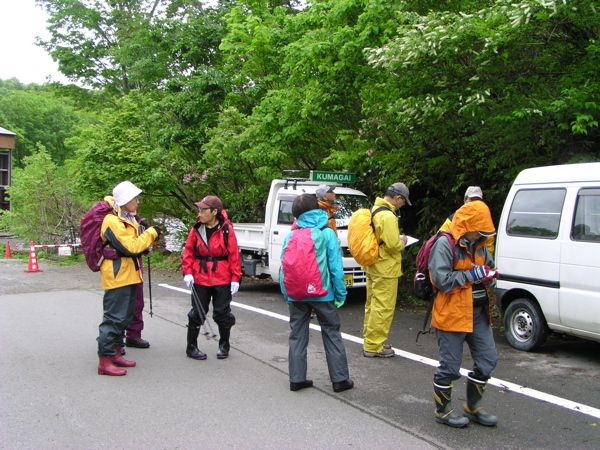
[333,194,371,228]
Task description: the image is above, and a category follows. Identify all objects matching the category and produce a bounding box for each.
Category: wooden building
[0,126,16,211]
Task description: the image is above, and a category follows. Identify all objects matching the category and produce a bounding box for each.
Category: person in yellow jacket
[362,182,410,357]
[428,200,498,428]
[439,186,495,256]
[97,181,160,376]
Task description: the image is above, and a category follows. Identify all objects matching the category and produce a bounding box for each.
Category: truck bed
[233,223,267,252]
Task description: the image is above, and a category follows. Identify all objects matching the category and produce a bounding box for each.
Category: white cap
[464,186,483,200]
[315,184,335,199]
[113,181,142,206]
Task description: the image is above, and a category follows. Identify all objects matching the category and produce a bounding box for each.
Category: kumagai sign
[309,171,356,183]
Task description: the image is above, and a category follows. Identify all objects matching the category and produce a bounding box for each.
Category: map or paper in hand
[405,236,419,247]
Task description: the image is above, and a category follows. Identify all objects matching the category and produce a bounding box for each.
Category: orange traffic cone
[25,241,42,273]
[4,241,11,258]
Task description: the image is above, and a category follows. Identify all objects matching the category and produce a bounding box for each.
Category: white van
[495,162,600,351]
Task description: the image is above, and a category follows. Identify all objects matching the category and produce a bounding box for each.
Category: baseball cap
[315,184,335,199]
[112,181,142,207]
[464,186,483,200]
[194,195,223,211]
[388,182,411,206]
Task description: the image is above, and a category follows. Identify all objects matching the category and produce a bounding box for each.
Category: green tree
[0,79,93,166]
[365,0,600,231]
[0,146,86,243]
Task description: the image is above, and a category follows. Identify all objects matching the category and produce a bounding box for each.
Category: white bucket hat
[113,181,142,206]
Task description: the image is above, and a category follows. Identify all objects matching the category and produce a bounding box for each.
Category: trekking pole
[147,254,153,318]
[189,287,210,338]
[415,292,435,342]
[190,285,217,338]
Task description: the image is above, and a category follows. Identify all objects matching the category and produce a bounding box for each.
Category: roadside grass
[144,250,182,271]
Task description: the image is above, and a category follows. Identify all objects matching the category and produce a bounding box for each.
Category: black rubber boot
[433,382,470,428]
[217,326,230,360]
[464,375,498,426]
[186,325,207,360]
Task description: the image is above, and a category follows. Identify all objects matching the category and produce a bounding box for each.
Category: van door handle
[273,231,279,235]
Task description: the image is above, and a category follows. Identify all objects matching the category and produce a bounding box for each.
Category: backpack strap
[438,231,456,262]
[193,221,230,273]
[222,223,229,251]
[371,206,394,245]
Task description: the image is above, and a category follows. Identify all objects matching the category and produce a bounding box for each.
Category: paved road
[1,257,600,449]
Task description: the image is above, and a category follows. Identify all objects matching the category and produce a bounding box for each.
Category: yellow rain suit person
[363,196,406,354]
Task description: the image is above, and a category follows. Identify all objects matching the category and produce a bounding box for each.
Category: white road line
[159,283,600,420]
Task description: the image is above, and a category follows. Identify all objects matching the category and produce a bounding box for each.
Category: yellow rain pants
[363,274,398,352]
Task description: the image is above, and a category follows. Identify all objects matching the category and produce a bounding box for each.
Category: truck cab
[235,178,371,287]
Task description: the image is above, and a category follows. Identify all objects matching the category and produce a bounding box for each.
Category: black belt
[196,255,228,273]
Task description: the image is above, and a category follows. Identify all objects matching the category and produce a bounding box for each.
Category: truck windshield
[334,194,371,229]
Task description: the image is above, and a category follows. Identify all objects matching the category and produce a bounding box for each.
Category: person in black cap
[181,195,242,360]
[362,182,410,358]
[316,184,339,235]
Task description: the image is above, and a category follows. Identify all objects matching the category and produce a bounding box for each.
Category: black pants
[188,284,236,330]
[97,284,136,356]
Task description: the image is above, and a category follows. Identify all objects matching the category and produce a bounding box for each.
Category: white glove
[230,281,240,296]
[183,274,194,289]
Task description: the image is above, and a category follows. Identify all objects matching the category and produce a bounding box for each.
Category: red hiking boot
[112,346,136,367]
[98,356,127,376]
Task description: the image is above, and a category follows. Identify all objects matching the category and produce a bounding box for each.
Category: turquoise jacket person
[279,208,347,304]
[279,193,353,394]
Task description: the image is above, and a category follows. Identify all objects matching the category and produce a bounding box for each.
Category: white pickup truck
[234,178,371,287]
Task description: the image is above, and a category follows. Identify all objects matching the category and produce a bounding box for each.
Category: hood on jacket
[104,195,120,215]
[296,208,329,229]
[373,196,396,212]
[450,200,495,241]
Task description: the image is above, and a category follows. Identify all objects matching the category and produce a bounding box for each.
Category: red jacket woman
[181,196,241,361]
[182,209,241,286]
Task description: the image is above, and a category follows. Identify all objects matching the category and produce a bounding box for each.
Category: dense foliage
[1,0,598,244]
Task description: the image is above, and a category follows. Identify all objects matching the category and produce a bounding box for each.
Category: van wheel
[504,298,549,351]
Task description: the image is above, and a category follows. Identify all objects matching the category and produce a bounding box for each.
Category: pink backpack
[281,226,329,300]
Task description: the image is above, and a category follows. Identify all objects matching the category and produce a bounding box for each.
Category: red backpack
[413,231,455,300]
[280,226,329,300]
[79,201,114,272]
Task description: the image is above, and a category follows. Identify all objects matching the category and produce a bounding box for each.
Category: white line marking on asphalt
[159,283,600,420]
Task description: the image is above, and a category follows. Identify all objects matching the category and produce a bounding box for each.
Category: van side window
[277,199,295,225]
[507,189,565,238]
[572,188,600,242]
